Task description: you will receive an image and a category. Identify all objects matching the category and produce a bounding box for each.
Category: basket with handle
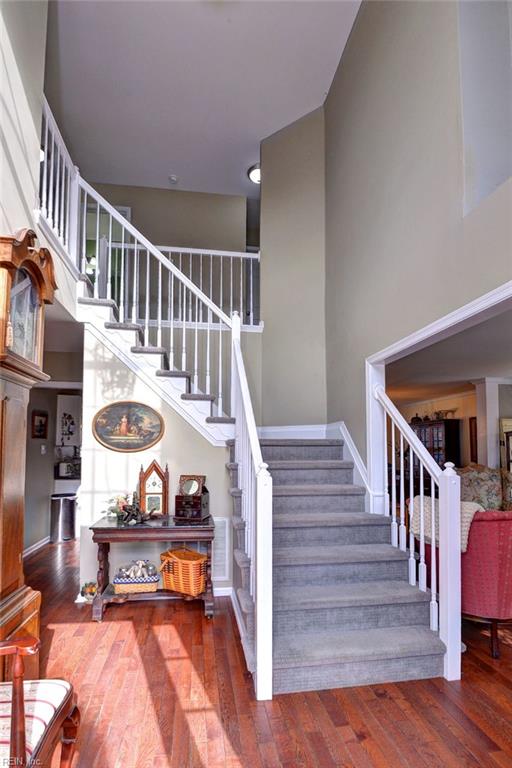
[159,547,207,597]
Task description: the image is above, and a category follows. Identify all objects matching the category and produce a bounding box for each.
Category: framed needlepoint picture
[31,410,48,439]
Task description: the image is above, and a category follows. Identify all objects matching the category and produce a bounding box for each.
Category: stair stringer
[78,302,234,447]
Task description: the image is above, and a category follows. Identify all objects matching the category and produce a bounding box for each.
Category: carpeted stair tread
[259,439,344,447]
[273,625,445,668]
[267,460,353,469]
[273,484,366,497]
[273,581,431,610]
[274,543,408,566]
[273,511,388,528]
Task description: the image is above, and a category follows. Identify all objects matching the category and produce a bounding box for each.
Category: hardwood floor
[24,541,512,768]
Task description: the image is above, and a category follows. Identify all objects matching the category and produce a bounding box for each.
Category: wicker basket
[112,576,159,595]
[159,547,207,597]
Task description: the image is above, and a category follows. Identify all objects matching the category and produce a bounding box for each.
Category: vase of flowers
[107,493,131,518]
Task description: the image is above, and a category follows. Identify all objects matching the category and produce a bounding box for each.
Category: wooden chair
[0,635,80,767]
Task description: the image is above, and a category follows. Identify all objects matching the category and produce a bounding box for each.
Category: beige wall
[79,328,232,588]
[260,108,326,426]
[324,1,512,454]
[398,392,476,467]
[499,384,512,418]
[0,0,47,233]
[93,182,247,252]
[43,351,84,382]
[0,0,78,318]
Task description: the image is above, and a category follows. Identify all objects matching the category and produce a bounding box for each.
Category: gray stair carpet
[263,438,445,694]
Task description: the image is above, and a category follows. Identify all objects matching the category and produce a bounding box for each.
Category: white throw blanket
[409,496,484,553]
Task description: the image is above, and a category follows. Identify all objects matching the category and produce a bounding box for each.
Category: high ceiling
[45,1,360,199]
[387,308,512,404]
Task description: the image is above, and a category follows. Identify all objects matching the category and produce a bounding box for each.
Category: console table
[89,516,215,621]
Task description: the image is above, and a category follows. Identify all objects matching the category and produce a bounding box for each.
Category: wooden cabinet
[410,419,462,470]
[0,230,57,681]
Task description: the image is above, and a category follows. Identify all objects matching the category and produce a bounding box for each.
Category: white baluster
[239,255,243,324]
[182,286,187,371]
[132,243,139,323]
[68,167,80,267]
[59,155,65,240]
[193,294,199,393]
[206,308,211,395]
[169,271,174,370]
[93,202,100,298]
[55,149,62,234]
[430,486,438,631]
[189,254,193,322]
[419,464,427,591]
[217,322,223,416]
[107,215,113,300]
[210,254,213,311]
[220,255,223,312]
[41,115,48,216]
[48,135,55,226]
[250,259,254,326]
[391,423,398,547]
[399,434,406,551]
[81,191,87,275]
[157,262,162,348]
[230,255,233,315]
[145,250,150,346]
[383,413,390,516]
[408,446,416,585]
[119,228,125,322]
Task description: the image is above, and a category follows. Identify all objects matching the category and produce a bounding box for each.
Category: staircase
[230,438,445,694]
[39,95,461,701]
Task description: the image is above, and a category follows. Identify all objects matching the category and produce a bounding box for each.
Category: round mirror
[182,478,200,495]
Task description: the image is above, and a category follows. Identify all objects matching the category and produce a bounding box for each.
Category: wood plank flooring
[23,541,512,768]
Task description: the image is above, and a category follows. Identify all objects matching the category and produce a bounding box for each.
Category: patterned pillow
[459,467,503,510]
[501,470,512,511]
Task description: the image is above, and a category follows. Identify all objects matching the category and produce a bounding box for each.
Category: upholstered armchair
[461,511,512,658]
[0,635,80,767]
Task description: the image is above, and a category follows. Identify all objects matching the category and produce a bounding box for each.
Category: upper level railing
[373,385,461,680]
[110,243,260,328]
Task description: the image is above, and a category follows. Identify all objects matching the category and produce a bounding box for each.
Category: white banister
[372,384,461,682]
[231,311,273,700]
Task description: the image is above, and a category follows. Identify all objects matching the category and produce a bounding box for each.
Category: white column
[473,378,500,468]
[438,462,461,680]
[366,360,386,515]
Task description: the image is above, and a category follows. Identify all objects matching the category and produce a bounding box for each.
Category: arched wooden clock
[0,229,57,378]
[0,229,57,681]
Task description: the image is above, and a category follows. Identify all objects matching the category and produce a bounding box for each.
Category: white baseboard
[213,585,233,597]
[257,424,327,439]
[23,536,50,559]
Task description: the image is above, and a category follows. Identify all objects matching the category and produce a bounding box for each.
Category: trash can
[50,494,77,542]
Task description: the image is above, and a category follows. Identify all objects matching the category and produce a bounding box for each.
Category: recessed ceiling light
[168,174,179,186]
[247,164,261,184]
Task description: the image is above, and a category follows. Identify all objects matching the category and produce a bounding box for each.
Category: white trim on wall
[23,536,50,559]
[34,381,83,390]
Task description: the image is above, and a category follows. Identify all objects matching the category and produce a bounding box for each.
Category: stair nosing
[273,543,408,566]
[273,512,388,528]
[267,460,353,470]
[273,484,366,497]
[273,625,445,669]
[273,581,431,611]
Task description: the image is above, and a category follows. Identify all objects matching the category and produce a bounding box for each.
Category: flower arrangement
[107,493,131,517]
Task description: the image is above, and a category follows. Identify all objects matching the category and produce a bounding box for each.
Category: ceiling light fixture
[168,174,179,186]
[247,164,261,184]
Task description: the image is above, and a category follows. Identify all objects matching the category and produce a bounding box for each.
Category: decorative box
[174,488,209,521]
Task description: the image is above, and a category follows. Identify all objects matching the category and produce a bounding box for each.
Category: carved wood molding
[0,228,57,304]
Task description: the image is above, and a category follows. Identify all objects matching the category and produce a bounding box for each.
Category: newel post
[438,462,461,680]
[255,463,273,701]
[68,165,80,269]
[230,311,241,419]
[367,361,387,515]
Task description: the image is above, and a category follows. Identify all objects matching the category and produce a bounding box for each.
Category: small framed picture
[32,410,48,439]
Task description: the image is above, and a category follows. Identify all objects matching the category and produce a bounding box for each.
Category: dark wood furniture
[90,516,215,620]
[0,230,57,681]
[0,634,80,767]
[410,418,461,469]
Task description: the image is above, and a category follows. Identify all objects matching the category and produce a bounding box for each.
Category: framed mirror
[179,475,205,496]
[139,461,169,517]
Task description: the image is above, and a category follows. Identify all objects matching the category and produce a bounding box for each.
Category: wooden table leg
[204,540,214,618]
[92,542,110,622]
